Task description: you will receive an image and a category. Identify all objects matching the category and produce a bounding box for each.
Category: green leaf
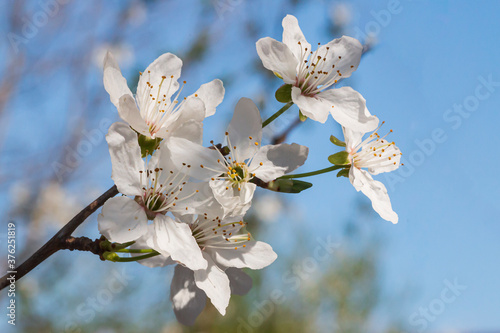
[336,168,350,178]
[266,178,312,193]
[328,151,350,166]
[275,84,293,103]
[299,110,308,122]
[330,135,346,147]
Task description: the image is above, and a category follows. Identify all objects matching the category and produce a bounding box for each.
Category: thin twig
[0,185,118,291]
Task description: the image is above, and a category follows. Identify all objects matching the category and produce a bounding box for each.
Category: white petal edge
[282,14,311,61]
[251,143,308,182]
[153,214,208,270]
[117,94,150,136]
[256,37,297,84]
[106,122,144,196]
[98,196,148,243]
[291,86,330,123]
[320,87,379,132]
[194,252,231,316]
[136,53,182,109]
[167,137,224,181]
[130,224,175,268]
[103,51,133,108]
[207,240,277,270]
[227,97,263,161]
[189,79,225,117]
[317,36,363,80]
[349,167,398,224]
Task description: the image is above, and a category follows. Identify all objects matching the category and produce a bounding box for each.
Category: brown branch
[61,236,104,257]
[0,185,118,291]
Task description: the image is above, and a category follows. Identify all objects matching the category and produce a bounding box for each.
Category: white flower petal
[173,96,206,125]
[209,180,253,217]
[153,214,207,270]
[184,182,225,218]
[170,264,207,326]
[317,36,362,79]
[169,182,211,216]
[117,94,150,136]
[342,126,365,151]
[131,224,175,267]
[282,14,311,61]
[256,37,297,84]
[366,142,402,175]
[167,137,224,181]
[136,53,182,109]
[163,96,206,142]
[106,122,144,196]
[291,86,330,123]
[194,252,231,316]
[207,240,277,270]
[227,98,263,161]
[319,87,379,132]
[239,183,256,205]
[189,79,225,117]
[251,143,308,182]
[98,196,148,243]
[103,51,133,108]
[169,120,204,145]
[349,167,398,224]
[226,267,253,296]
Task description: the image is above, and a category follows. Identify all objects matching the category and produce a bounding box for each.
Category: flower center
[137,160,199,219]
[202,132,263,192]
[295,41,355,96]
[349,124,402,171]
[227,163,251,186]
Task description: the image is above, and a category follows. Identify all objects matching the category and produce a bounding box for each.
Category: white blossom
[158,213,276,324]
[103,52,224,140]
[256,15,378,131]
[97,122,206,260]
[167,98,308,216]
[343,123,402,223]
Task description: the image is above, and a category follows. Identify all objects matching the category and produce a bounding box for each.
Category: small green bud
[138,134,163,157]
[336,168,350,178]
[275,84,293,103]
[102,251,120,262]
[328,151,350,166]
[267,178,312,193]
[330,135,346,147]
[299,110,308,122]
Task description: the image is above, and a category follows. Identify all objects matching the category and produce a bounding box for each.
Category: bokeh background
[1,0,499,332]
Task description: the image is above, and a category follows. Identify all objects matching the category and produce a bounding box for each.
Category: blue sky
[281,0,500,331]
[1,0,500,331]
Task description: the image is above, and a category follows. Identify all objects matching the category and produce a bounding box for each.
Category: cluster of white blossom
[97,15,402,325]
